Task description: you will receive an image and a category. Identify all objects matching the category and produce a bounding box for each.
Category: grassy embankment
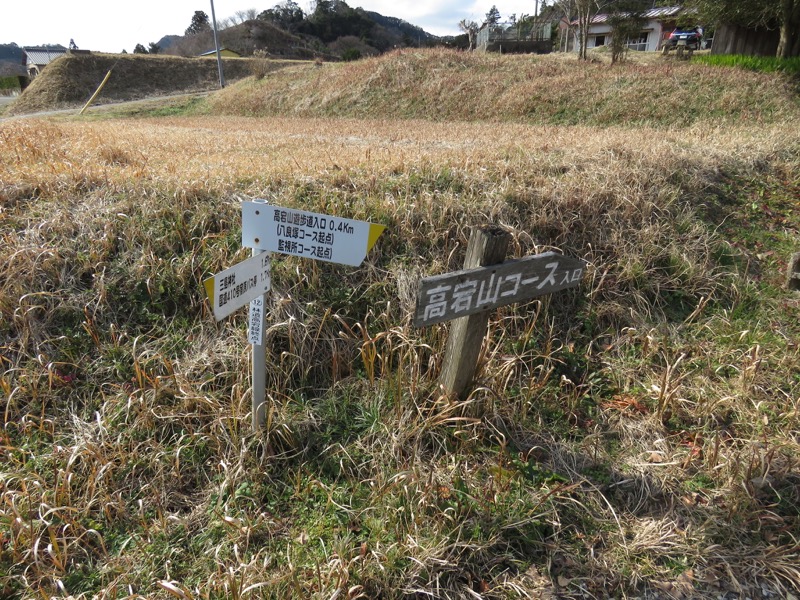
[1,48,800,599]
[5,53,281,116]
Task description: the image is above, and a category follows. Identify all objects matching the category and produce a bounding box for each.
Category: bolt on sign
[241,201,385,267]
[203,251,271,321]
[414,251,586,328]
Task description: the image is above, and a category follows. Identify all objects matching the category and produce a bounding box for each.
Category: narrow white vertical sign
[250,248,269,430]
[248,296,265,346]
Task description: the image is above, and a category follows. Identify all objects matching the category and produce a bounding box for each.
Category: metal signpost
[414,226,586,399]
[242,200,385,428]
[248,249,268,429]
[204,199,386,430]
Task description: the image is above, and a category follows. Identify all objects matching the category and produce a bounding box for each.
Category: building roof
[198,47,241,57]
[576,6,684,25]
[23,46,68,66]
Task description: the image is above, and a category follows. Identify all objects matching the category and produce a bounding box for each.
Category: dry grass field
[1,49,800,599]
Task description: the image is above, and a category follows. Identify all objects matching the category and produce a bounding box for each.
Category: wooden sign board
[414,252,586,328]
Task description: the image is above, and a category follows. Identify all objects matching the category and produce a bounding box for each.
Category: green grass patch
[0,76,21,91]
[694,53,800,75]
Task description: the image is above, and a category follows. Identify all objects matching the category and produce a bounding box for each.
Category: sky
[0,0,545,53]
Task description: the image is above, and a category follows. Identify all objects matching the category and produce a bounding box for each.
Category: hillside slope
[7,53,258,115]
[164,19,329,61]
[206,48,800,126]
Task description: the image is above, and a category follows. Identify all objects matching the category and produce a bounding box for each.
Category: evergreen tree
[313,0,334,16]
[186,10,211,35]
[484,5,502,25]
[258,1,305,30]
[608,1,648,63]
[133,43,149,54]
[148,42,161,54]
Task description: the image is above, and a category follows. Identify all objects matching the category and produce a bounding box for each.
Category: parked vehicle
[662,27,703,58]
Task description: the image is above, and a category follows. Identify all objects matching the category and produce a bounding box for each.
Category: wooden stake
[439,226,510,399]
[788,252,800,292]
[79,70,112,115]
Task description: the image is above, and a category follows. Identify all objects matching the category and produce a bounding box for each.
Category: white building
[579,6,685,53]
[22,46,68,78]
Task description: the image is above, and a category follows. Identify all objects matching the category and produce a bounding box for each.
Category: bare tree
[575,0,595,60]
[231,8,259,25]
[554,0,613,59]
[459,19,479,50]
[552,0,577,52]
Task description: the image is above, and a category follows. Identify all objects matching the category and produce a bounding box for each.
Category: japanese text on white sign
[241,201,385,267]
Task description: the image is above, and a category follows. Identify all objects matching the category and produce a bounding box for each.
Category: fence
[476,21,553,53]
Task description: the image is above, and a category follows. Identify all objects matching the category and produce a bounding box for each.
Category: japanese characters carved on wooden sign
[414,251,586,328]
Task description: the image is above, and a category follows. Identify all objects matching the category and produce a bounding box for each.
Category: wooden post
[439,226,510,399]
[79,70,112,115]
[788,252,800,292]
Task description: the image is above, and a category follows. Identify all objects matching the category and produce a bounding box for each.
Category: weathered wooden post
[414,225,586,400]
[439,226,510,398]
[788,252,800,292]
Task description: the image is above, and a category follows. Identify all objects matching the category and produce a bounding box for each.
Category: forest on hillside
[152,0,451,62]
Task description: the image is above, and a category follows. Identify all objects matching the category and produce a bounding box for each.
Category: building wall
[585,18,667,52]
[711,24,779,56]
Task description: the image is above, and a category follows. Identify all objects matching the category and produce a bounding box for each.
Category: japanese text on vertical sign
[248,296,265,346]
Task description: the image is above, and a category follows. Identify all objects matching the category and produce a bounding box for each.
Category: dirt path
[0,91,212,122]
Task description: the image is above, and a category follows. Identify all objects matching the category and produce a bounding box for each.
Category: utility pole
[209,0,226,88]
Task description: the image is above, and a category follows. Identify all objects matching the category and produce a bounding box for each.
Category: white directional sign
[204,252,271,321]
[414,252,586,327]
[241,201,385,267]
